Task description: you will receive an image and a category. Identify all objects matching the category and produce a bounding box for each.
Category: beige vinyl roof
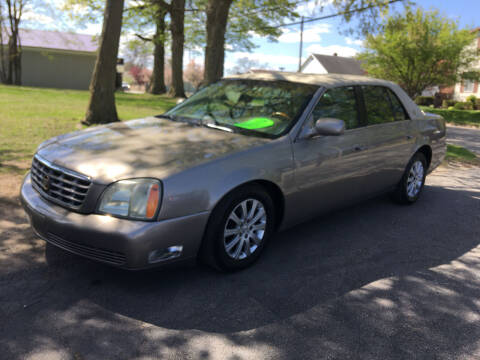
[225,71,424,120]
[226,72,394,89]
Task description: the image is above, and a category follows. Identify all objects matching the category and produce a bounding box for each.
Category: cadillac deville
[20,73,446,271]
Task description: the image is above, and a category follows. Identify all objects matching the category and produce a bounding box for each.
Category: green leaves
[358,8,478,97]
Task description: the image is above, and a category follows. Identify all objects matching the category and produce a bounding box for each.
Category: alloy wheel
[407,160,424,198]
[223,199,267,260]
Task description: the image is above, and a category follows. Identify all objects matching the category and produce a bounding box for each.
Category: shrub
[454,101,474,110]
[466,94,477,106]
[475,99,480,110]
[448,106,454,110]
[442,99,456,108]
[415,96,434,106]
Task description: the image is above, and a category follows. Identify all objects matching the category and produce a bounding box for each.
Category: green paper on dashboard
[234,117,274,130]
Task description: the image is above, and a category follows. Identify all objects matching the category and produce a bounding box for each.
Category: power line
[290,0,405,72]
[275,0,404,28]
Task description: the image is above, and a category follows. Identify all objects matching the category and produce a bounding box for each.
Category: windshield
[164,79,318,138]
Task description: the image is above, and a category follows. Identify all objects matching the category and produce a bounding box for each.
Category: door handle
[406,135,413,140]
[354,145,367,152]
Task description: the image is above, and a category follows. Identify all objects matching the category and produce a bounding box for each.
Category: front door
[289,86,377,225]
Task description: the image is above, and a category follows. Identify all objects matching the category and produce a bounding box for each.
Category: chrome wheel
[407,160,424,198]
[223,198,267,260]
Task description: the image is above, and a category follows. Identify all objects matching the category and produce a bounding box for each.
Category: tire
[200,184,275,272]
[392,152,427,204]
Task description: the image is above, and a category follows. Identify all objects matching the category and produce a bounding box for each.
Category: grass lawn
[0,85,176,174]
[420,106,480,127]
[445,144,479,165]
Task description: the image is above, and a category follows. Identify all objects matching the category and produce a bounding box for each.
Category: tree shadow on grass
[1,182,480,359]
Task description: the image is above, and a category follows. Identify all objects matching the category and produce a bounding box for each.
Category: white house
[300,53,365,75]
[453,27,480,101]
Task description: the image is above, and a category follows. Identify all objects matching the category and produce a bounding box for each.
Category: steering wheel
[230,105,246,119]
[271,111,290,120]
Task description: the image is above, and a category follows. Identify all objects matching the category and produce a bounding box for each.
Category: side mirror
[306,118,345,137]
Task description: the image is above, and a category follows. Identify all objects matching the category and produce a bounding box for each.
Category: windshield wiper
[156,114,176,121]
[204,123,233,133]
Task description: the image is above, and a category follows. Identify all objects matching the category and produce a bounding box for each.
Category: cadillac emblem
[41,174,50,192]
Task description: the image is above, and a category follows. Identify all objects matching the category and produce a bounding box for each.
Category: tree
[229,57,269,74]
[357,8,479,98]
[183,58,203,90]
[167,0,185,97]
[202,0,300,85]
[123,38,154,69]
[203,0,233,85]
[2,0,27,85]
[123,0,168,94]
[0,1,7,83]
[150,7,167,94]
[84,0,125,125]
[130,0,185,97]
[327,0,409,36]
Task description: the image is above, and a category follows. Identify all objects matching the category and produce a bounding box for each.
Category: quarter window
[312,86,359,130]
[362,86,395,125]
[387,88,409,121]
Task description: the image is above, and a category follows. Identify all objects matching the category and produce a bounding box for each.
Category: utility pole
[298,16,304,72]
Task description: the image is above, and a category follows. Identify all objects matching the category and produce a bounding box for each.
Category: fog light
[148,246,183,263]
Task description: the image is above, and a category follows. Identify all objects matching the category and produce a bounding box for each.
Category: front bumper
[20,173,210,269]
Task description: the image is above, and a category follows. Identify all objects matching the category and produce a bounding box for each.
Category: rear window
[387,88,409,121]
[362,86,395,125]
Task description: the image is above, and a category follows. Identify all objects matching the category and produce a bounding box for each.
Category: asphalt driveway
[1,163,480,360]
[447,125,480,154]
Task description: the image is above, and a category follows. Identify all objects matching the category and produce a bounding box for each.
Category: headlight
[98,179,161,220]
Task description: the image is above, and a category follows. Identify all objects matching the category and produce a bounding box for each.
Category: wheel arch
[416,144,432,169]
[209,179,286,231]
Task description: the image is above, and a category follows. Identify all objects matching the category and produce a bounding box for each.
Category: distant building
[300,53,365,75]
[453,27,480,101]
[1,29,98,90]
[422,27,480,100]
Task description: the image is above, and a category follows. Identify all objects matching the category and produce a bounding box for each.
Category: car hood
[36,117,270,184]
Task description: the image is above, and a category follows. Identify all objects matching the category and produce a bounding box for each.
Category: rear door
[360,85,416,190]
[290,86,379,224]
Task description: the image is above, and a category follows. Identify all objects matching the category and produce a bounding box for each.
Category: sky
[18,0,480,73]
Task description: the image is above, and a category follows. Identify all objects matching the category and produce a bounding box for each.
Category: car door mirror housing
[306,118,345,137]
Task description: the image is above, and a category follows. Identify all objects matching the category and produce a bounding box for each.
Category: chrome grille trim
[31,155,92,210]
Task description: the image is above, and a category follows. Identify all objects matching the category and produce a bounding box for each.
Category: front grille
[47,232,127,266]
[31,155,92,210]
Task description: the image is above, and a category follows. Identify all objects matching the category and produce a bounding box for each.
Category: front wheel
[392,152,427,204]
[200,185,275,271]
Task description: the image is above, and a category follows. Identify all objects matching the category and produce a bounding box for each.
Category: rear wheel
[392,152,427,204]
[200,184,275,271]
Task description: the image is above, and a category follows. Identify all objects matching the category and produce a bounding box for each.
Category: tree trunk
[0,5,8,84]
[203,0,233,85]
[7,31,21,85]
[168,0,185,98]
[6,35,14,84]
[13,41,21,85]
[84,0,124,125]
[149,9,167,95]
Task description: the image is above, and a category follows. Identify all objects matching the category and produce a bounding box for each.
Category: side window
[312,86,359,130]
[362,86,395,125]
[387,88,409,121]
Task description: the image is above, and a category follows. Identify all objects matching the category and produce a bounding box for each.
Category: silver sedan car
[20,73,446,271]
